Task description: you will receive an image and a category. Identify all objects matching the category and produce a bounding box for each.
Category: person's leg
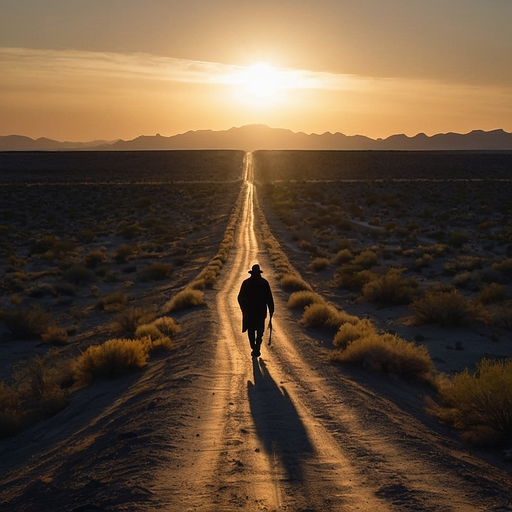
[248,329,256,356]
[254,325,264,357]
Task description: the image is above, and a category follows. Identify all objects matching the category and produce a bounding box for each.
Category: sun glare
[243,63,282,98]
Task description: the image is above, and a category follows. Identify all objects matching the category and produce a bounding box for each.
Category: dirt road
[152,153,512,511]
[1,153,511,511]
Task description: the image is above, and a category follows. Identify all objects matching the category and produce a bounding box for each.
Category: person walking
[237,264,274,357]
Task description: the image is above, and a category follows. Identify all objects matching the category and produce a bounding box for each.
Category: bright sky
[1,0,511,141]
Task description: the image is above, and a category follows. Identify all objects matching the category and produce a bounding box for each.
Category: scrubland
[1,147,511,457]
[0,150,244,438]
[253,150,512,448]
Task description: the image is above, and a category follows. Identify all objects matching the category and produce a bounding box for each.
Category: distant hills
[2,125,512,151]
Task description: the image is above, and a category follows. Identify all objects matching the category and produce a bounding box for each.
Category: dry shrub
[352,250,378,269]
[195,268,217,288]
[63,265,96,286]
[448,231,470,248]
[361,270,420,305]
[311,257,330,271]
[280,273,311,292]
[27,283,57,298]
[301,303,344,330]
[117,221,142,239]
[453,271,476,289]
[85,250,107,268]
[41,325,69,345]
[410,289,490,327]
[97,292,128,313]
[493,301,512,330]
[335,265,376,291]
[337,310,361,325]
[478,283,506,305]
[189,278,206,290]
[428,358,512,446]
[413,254,433,271]
[491,257,512,277]
[135,323,163,341]
[152,316,180,336]
[142,335,172,355]
[30,236,58,255]
[112,307,157,337]
[330,333,434,381]
[332,248,353,265]
[15,355,70,414]
[287,291,324,310]
[135,318,177,355]
[0,382,22,438]
[74,338,149,384]
[165,288,204,311]
[444,255,485,273]
[138,262,173,281]
[334,318,376,350]
[114,244,137,264]
[0,309,55,340]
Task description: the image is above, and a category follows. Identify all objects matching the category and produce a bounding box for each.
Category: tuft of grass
[410,289,491,327]
[332,248,353,265]
[74,338,149,384]
[165,288,205,311]
[427,358,512,446]
[301,303,344,330]
[134,324,173,354]
[112,307,157,337]
[330,333,435,382]
[151,316,180,336]
[135,323,165,341]
[280,273,311,292]
[287,291,324,310]
[311,257,330,271]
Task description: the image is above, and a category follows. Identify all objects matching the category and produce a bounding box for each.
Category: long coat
[237,275,274,332]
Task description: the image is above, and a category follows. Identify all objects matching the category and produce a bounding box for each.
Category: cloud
[0,47,366,91]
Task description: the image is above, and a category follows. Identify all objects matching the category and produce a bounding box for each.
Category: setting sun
[224,62,293,109]
[243,63,282,98]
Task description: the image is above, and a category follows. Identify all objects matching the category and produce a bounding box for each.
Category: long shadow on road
[248,358,314,482]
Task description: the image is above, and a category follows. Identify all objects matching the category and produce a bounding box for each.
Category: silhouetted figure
[238,264,274,357]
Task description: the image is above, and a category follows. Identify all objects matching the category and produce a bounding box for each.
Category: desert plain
[0,149,511,511]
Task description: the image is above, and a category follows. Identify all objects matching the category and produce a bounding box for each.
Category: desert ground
[0,150,511,511]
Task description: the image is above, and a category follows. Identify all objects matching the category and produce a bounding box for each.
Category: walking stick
[267,316,273,346]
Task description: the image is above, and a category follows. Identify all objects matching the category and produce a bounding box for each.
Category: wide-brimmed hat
[248,264,263,275]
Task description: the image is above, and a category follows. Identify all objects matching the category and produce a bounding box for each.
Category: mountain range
[1,125,512,151]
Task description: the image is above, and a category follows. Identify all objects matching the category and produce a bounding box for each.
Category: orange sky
[1,1,511,141]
